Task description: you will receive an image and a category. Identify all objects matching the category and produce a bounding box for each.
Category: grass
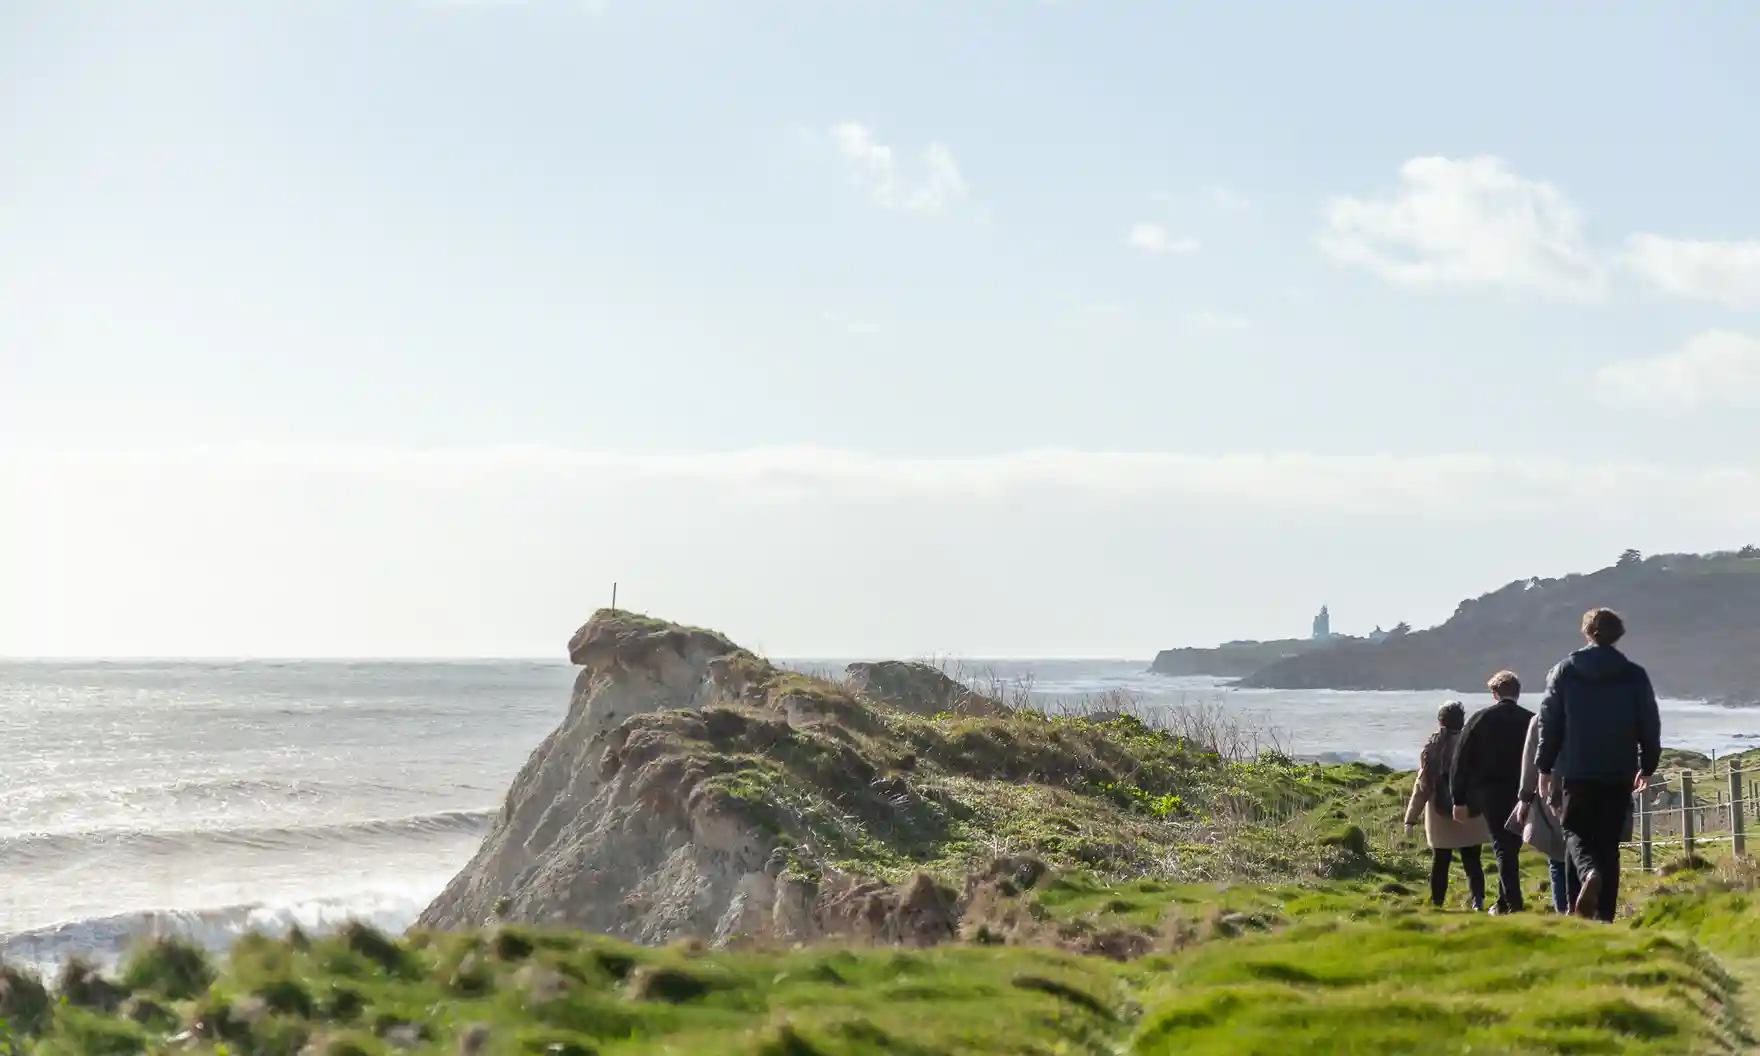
[1,926,1138,1055]
[5,889,1755,1054]
[1131,916,1748,1055]
[645,683,1413,890]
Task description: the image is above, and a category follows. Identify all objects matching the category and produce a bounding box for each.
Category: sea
[1,658,1753,972]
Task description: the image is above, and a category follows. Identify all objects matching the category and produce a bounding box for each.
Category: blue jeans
[1549,857,1580,913]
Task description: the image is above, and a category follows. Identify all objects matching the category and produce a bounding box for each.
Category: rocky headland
[1149,637,1325,677]
[1164,551,1760,703]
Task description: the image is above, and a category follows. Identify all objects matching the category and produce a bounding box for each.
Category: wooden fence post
[1682,771,1696,859]
[1640,794,1653,871]
[1733,766,1747,857]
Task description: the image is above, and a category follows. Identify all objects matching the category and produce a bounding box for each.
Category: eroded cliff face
[419,613,766,942]
[416,612,976,948]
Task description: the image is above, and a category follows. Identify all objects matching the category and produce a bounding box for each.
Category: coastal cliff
[12,610,1755,1052]
[1239,551,1760,702]
[417,610,1395,948]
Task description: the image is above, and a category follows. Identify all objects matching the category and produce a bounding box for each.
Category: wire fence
[1622,763,1753,871]
[1363,766,1757,873]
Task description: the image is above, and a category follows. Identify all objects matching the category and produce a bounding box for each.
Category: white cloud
[1127,224,1199,255]
[1622,235,1760,309]
[1597,331,1760,410]
[830,123,968,213]
[1186,310,1249,333]
[1320,156,1604,300]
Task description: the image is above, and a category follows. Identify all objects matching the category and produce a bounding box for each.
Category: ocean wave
[0,889,438,975]
[0,774,421,812]
[0,808,496,867]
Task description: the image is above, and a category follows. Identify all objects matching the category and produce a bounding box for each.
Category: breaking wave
[0,809,495,868]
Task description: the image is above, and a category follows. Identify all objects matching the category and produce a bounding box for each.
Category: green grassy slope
[5,891,1752,1055]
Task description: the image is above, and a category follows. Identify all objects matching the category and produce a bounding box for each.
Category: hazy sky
[5,1,1760,659]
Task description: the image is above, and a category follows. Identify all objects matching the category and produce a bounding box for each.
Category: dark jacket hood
[1566,645,1630,682]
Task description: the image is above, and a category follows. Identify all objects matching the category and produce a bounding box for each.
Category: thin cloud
[1622,235,1760,309]
[821,310,882,337]
[1320,156,1604,300]
[1597,331,1760,410]
[1206,186,1256,214]
[1127,224,1200,256]
[830,123,969,213]
[1186,310,1249,333]
[433,0,609,7]
[15,446,1758,518]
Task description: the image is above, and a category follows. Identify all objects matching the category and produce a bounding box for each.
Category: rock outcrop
[418,611,770,942]
[843,660,1007,717]
[419,611,1009,947]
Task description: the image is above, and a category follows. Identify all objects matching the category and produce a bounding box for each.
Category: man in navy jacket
[1536,608,1663,921]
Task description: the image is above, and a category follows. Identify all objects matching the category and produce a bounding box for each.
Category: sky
[4,1,1760,659]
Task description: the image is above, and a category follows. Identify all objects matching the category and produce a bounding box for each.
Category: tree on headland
[1389,621,1411,636]
[1618,549,1643,567]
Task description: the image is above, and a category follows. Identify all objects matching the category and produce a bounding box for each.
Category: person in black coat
[1536,608,1662,921]
[1450,670,1535,913]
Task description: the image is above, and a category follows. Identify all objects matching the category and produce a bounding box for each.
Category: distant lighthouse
[1312,605,1331,641]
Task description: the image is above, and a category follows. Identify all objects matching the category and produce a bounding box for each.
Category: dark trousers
[1549,857,1580,913]
[1562,779,1629,922]
[1483,793,1525,912]
[1430,846,1485,908]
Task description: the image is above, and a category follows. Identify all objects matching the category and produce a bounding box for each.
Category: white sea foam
[0,883,452,976]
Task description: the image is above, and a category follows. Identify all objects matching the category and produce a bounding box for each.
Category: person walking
[1515,710,1577,912]
[1405,701,1491,909]
[1449,671,1534,913]
[1536,608,1662,922]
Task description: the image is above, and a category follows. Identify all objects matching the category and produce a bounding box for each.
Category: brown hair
[1582,607,1626,646]
[1487,670,1521,699]
[1436,700,1465,730]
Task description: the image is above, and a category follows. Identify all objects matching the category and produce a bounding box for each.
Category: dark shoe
[1469,899,1485,912]
[1574,872,1602,920]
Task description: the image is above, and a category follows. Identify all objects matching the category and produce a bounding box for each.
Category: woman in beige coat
[1405,701,1492,909]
